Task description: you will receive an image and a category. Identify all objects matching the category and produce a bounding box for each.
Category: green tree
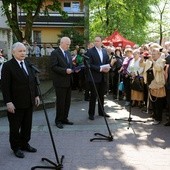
[146,0,170,45]
[89,0,158,45]
[1,0,67,43]
[57,28,85,50]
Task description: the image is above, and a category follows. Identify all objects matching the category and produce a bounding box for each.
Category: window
[63,2,71,12]
[33,31,41,44]
[63,1,80,12]
[72,2,80,12]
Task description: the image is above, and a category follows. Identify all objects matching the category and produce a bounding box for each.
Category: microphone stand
[115,76,146,129]
[31,68,64,170]
[83,56,113,142]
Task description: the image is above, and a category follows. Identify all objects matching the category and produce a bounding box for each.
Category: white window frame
[63,1,80,12]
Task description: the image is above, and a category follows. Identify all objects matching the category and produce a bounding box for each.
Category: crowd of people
[22,40,55,57]
[69,39,170,127]
[1,36,170,159]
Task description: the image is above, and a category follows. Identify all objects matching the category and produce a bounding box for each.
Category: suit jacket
[1,58,39,109]
[50,47,73,88]
[86,47,109,83]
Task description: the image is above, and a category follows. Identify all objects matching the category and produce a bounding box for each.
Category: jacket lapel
[12,58,29,80]
[93,47,102,64]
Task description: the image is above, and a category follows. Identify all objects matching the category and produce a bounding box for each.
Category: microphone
[110,52,114,56]
[79,49,89,60]
[29,63,40,73]
[81,53,89,60]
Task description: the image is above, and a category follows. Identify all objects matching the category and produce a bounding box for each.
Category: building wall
[32,27,84,45]
[0,1,12,59]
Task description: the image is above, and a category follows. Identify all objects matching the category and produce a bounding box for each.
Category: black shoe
[89,115,94,120]
[14,149,25,158]
[21,144,37,153]
[164,121,170,126]
[56,122,63,129]
[62,120,74,125]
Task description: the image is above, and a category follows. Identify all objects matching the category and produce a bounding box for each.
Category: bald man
[1,42,40,158]
[50,37,74,129]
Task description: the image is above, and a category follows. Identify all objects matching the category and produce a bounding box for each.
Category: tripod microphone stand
[31,67,64,170]
[115,77,145,129]
[83,55,113,142]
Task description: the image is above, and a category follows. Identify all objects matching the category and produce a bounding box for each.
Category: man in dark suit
[50,37,74,129]
[86,36,110,120]
[1,42,40,158]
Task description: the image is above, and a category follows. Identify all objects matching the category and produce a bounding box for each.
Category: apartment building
[18,0,85,46]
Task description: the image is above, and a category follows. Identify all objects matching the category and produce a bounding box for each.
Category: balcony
[18,12,85,28]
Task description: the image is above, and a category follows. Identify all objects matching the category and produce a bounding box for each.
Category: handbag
[118,81,124,91]
[131,76,144,92]
[150,86,166,98]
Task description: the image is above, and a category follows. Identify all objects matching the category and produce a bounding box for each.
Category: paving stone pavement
[0,91,170,170]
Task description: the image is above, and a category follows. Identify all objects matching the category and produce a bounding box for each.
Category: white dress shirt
[16,59,29,75]
[95,47,103,63]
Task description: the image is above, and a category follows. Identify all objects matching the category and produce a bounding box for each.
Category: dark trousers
[55,87,71,123]
[123,75,131,102]
[166,89,170,119]
[151,96,164,121]
[88,81,106,116]
[7,107,33,151]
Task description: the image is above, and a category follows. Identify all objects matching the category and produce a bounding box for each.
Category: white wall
[0,1,12,59]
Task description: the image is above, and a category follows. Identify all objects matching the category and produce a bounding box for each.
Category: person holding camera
[140,47,166,125]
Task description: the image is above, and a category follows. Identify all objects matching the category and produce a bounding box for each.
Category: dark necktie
[20,61,28,77]
[64,51,69,63]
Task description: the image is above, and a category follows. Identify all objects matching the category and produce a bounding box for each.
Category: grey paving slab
[0,92,170,170]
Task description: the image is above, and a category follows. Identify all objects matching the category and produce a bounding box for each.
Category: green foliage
[89,0,158,45]
[1,0,67,43]
[58,28,85,49]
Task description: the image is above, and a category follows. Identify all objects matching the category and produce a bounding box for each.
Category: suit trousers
[55,86,71,123]
[7,107,33,151]
[88,81,106,116]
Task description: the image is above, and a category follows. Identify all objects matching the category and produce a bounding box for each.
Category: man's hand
[75,69,81,73]
[66,68,73,74]
[35,96,40,107]
[6,102,15,113]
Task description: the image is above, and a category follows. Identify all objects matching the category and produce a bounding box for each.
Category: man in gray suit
[50,37,74,129]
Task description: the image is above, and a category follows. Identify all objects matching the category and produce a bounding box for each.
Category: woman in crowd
[127,49,144,107]
[119,48,133,106]
[140,47,166,125]
[110,47,124,99]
